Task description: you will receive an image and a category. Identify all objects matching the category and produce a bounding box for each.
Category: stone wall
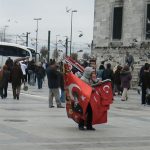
[93,0,148,47]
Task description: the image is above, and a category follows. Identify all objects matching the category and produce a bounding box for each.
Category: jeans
[37,77,43,89]
[60,90,65,103]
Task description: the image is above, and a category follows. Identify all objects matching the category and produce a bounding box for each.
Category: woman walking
[120,65,132,101]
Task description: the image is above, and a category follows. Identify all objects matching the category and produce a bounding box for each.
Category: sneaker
[49,106,55,108]
[121,99,125,101]
[57,105,64,108]
[17,96,19,100]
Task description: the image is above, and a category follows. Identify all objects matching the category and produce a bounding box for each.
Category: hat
[83,67,95,79]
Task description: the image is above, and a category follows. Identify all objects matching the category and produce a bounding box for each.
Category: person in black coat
[141,63,150,105]
[35,63,45,89]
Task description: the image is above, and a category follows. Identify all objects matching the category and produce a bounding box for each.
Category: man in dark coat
[46,62,64,108]
[5,57,13,71]
[141,63,150,105]
[0,65,10,99]
[11,62,24,100]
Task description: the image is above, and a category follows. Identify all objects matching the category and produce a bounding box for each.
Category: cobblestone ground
[0,82,150,150]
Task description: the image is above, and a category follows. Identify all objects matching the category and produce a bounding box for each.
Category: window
[0,45,30,57]
[113,7,123,40]
[146,4,150,39]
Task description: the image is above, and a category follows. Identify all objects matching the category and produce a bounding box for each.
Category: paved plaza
[0,82,150,150]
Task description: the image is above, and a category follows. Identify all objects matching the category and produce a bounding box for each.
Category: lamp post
[33,18,42,54]
[67,9,77,56]
[26,32,30,47]
[56,35,60,51]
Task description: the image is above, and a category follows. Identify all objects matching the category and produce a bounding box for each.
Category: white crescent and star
[103,85,110,94]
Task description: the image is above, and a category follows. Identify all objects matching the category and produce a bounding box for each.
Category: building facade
[93,0,150,64]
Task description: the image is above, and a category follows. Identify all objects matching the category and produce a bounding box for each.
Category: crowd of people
[0,54,150,131]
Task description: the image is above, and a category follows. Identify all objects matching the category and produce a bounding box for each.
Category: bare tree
[52,49,59,60]
[40,46,48,59]
[71,53,78,61]
[82,52,90,60]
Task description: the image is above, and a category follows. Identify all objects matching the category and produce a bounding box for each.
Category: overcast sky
[0,0,94,52]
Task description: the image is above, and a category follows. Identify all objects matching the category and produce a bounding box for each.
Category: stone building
[92,0,150,65]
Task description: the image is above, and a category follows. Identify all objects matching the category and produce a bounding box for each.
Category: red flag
[90,81,113,125]
[65,56,84,73]
[65,72,92,123]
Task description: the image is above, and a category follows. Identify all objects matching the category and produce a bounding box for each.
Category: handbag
[21,83,28,91]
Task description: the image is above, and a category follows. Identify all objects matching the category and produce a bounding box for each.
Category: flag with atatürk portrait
[65,72,92,123]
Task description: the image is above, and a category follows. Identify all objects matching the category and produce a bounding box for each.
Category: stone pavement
[0,83,150,150]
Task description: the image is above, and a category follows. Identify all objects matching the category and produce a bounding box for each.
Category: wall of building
[93,0,148,48]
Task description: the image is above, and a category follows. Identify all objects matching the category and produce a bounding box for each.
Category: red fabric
[90,81,113,125]
[65,56,84,73]
[65,72,92,123]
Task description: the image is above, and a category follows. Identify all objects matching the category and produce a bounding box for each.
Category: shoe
[17,95,19,100]
[87,127,96,131]
[121,99,125,101]
[57,105,64,108]
[79,126,85,130]
[13,96,16,99]
[49,106,55,108]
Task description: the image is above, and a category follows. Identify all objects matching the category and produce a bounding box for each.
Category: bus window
[18,48,30,57]
[0,47,4,55]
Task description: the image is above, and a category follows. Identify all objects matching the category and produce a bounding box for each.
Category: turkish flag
[90,81,113,125]
[65,72,92,123]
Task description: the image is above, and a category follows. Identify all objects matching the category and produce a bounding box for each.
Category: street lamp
[33,18,42,55]
[56,35,60,51]
[67,9,77,56]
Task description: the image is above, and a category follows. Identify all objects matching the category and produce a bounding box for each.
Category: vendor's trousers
[78,104,93,129]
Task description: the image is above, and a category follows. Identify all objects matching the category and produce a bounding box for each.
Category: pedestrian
[20,61,27,83]
[35,62,45,89]
[141,63,150,105]
[97,64,105,79]
[11,61,24,100]
[120,65,132,101]
[102,63,114,81]
[46,62,64,108]
[102,63,114,94]
[5,57,13,72]
[27,59,36,85]
[0,65,10,99]
[58,70,65,103]
[125,52,134,71]
[113,65,123,95]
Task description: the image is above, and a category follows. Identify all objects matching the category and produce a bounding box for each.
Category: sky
[0,0,94,53]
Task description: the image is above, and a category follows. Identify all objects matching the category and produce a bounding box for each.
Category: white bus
[0,42,34,67]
